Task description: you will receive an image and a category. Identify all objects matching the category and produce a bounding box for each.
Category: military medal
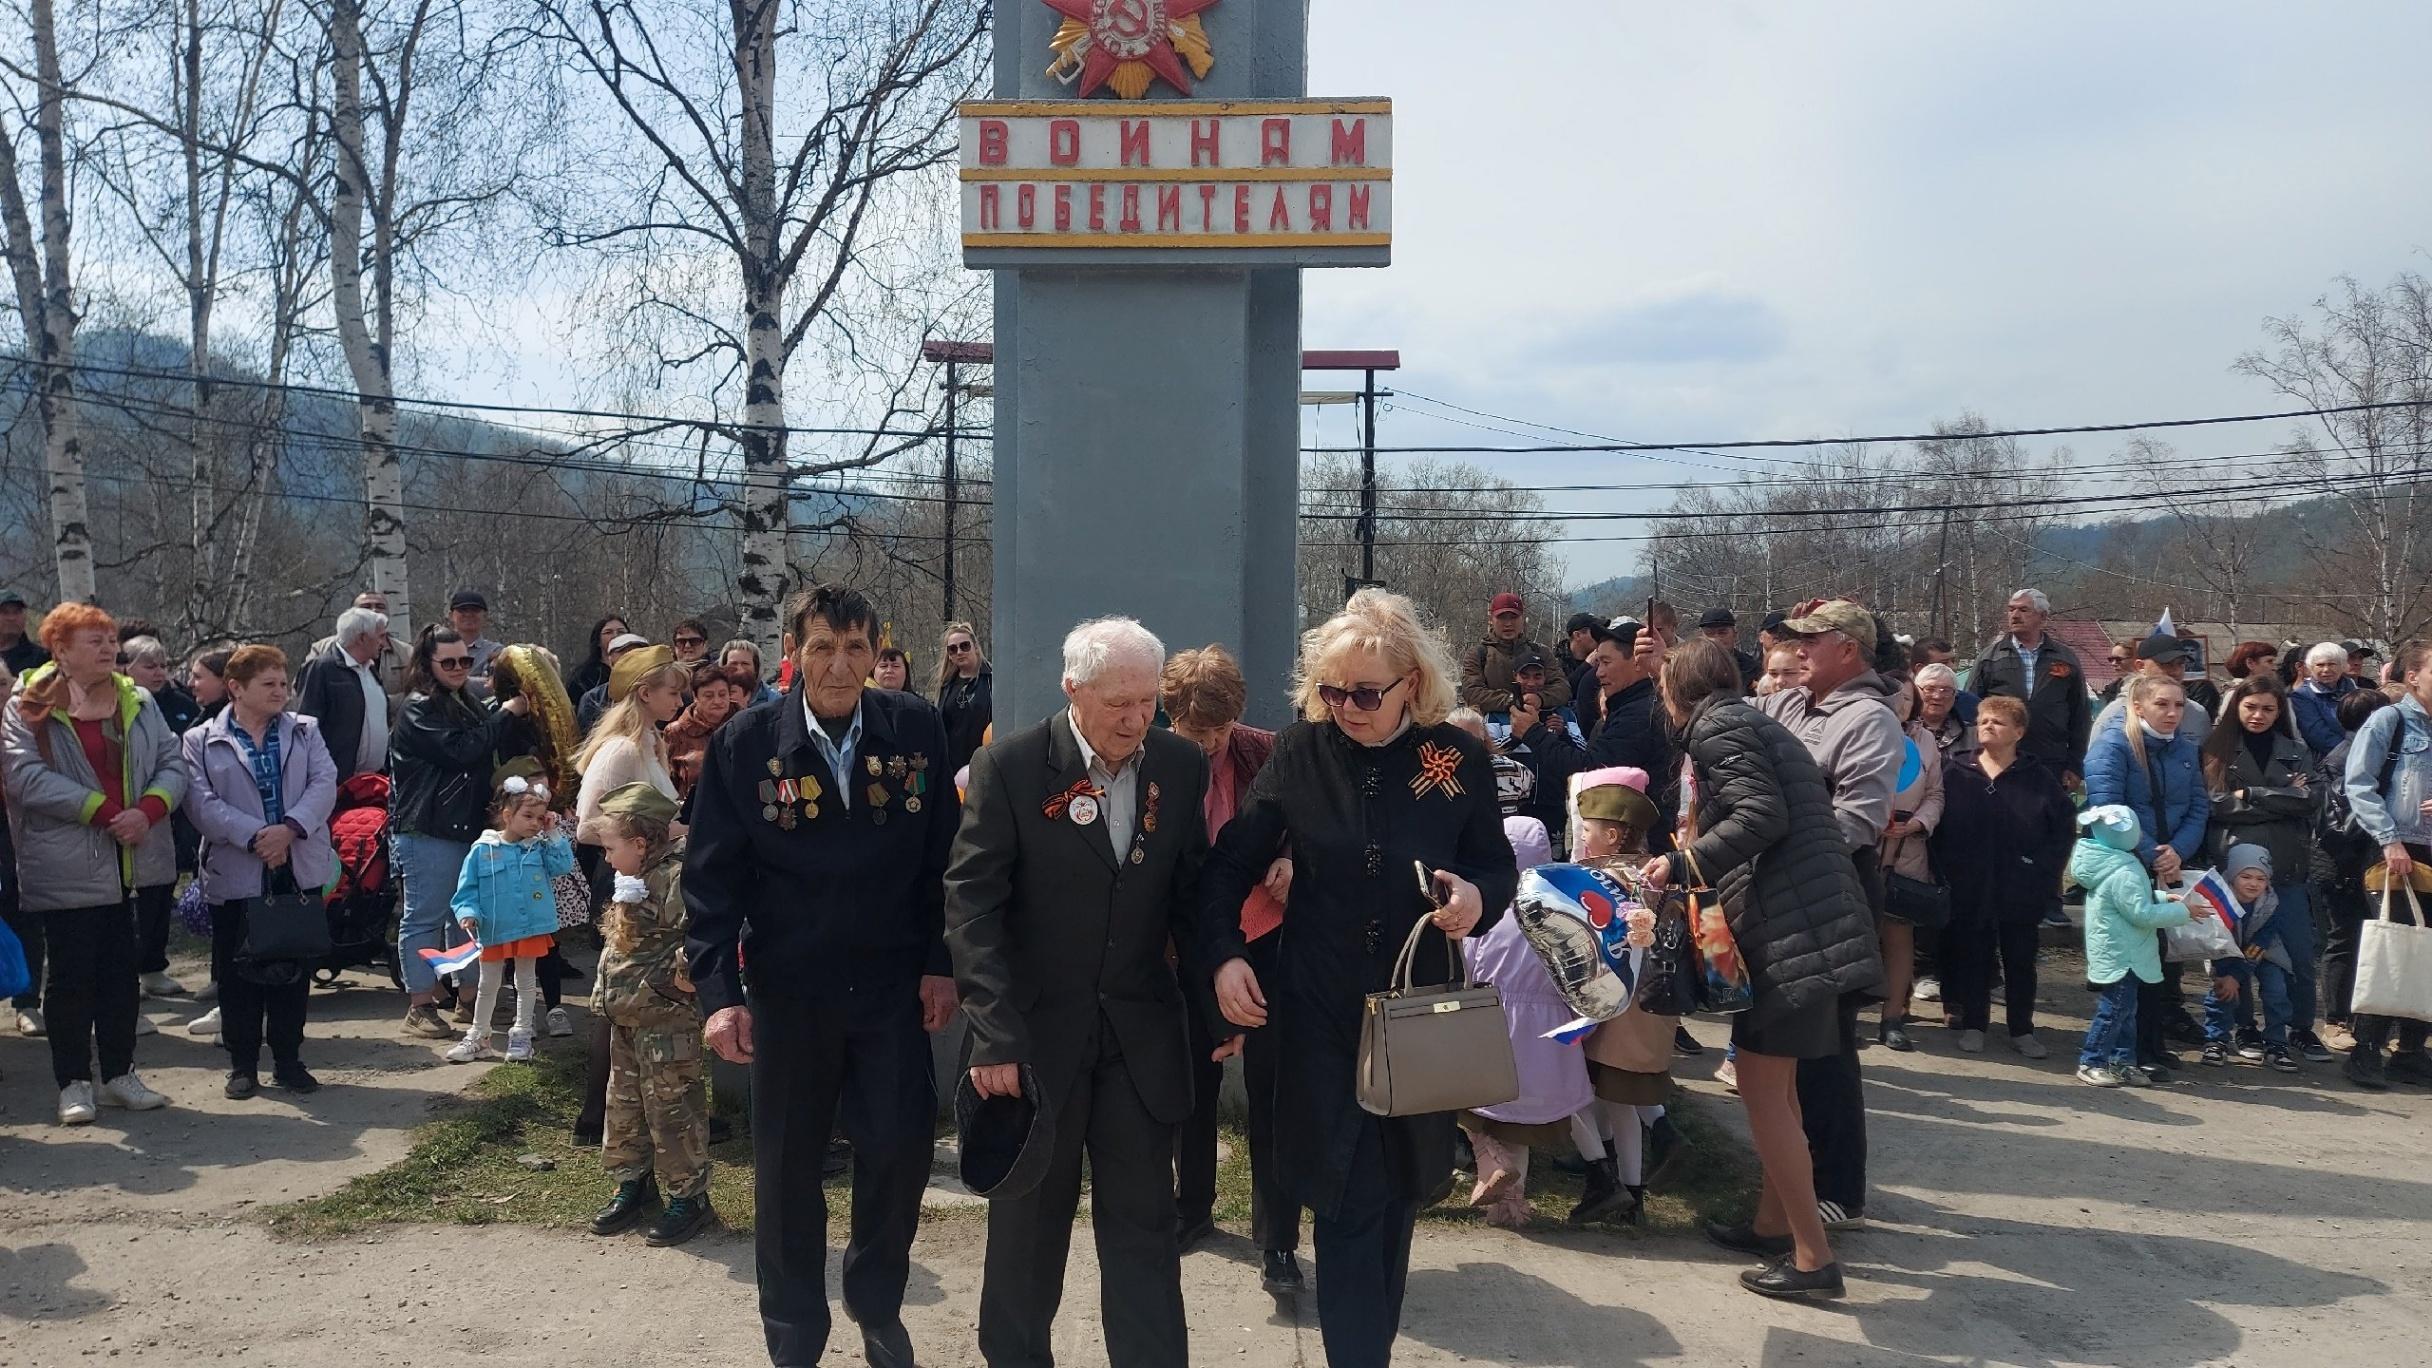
[872,808,889,825]
[887,756,909,779]
[866,756,883,776]
[762,803,781,822]
[910,754,930,771]
[1070,794,1101,826]
[1130,847,1145,865]
[767,758,783,777]
[1143,781,1161,834]
[802,801,820,820]
[1043,778,1104,821]
[867,782,892,808]
[759,778,779,804]
[800,775,824,803]
[904,796,923,814]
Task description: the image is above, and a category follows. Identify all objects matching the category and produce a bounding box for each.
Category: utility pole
[1359,364,1379,583]
[942,356,959,622]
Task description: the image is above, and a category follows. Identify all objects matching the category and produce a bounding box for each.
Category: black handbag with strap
[1880,832,1951,928]
[235,865,331,985]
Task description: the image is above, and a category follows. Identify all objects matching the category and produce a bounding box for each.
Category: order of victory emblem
[1043,0,1219,100]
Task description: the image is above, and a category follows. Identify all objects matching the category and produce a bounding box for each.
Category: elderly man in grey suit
[945,617,1223,1368]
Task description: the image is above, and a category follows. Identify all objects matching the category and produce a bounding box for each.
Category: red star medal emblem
[1042,0,1220,100]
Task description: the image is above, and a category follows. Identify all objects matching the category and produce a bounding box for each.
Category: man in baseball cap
[1460,590,1572,717]
[447,590,503,699]
[2092,634,2212,745]
[1699,608,1760,691]
[0,588,47,675]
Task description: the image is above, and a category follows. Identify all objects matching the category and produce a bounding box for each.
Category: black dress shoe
[590,1176,659,1236]
[1673,1024,1705,1056]
[1260,1249,1304,1295]
[861,1319,917,1368]
[1175,1213,1216,1253]
[572,1123,604,1147]
[707,1114,734,1145]
[645,1193,715,1247]
[1740,1257,1845,1301]
[224,1072,258,1100]
[1704,1219,1793,1259]
[271,1063,321,1095]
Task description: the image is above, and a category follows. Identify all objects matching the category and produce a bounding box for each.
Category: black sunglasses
[1318,678,1408,712]
[674,636,706,647]
[434,655,473,669]
[947,641,975,654]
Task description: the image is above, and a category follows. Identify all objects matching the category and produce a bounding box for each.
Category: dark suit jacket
[944,714,1212,1126]
[295,640,372,782]
[683,685,960,1015]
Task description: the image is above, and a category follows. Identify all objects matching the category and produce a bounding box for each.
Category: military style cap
[609,643,676,702]
[955,1064,1056,1201]
[599,781,679,824]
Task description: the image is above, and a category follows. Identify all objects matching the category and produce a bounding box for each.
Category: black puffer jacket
[1663,695,1882,1026]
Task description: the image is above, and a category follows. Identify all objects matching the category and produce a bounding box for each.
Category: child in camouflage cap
[587,781,715,1247]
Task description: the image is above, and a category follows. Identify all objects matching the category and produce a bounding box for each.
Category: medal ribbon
[1043,777,1106,821]
[1409,741,1467,800]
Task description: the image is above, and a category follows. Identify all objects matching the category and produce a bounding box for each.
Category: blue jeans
[393,832,472,998]
[2206,958,2293,1046]
[2081,978,2140,1069]
[2273,882,2318,1033]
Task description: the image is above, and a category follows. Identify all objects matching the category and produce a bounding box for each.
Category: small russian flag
[1542,1016,1599,1045]
[2180,869,2242,938]
[419,939,485,976]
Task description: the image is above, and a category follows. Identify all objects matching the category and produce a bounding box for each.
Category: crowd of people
[2,571,2429,1365]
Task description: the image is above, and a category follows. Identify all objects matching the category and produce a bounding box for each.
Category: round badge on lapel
[1069,795,1100,827]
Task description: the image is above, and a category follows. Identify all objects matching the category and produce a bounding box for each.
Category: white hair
[336,606,389,648]
[2008,588,2050,613]
[1061,616,1165,687]
[120,635,168,668]
[1915,662,1959,690]
[2306,641,2347,669]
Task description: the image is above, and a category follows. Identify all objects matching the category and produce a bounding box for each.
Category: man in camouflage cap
[587,780,714,1247]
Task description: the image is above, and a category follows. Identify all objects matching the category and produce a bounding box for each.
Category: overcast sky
[1300,1,2432,586]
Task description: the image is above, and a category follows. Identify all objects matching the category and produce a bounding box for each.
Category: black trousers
[1944,912,2041,1036]
[43,903,138,1088]
[980,1024,1187,1368]
[135,882,173,976]
[1310,1116,1420,1368]
[210,901,309,1076]
[1798,993,1868,1212]
[751,983,934,1368]
[1175,939,1301,1252]
[2320,879,2369,1024]
[1241,1000,1301,1252]
[1176,996,1224,1226]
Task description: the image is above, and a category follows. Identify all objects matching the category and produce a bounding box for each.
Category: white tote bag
[2353,882,2432,1023]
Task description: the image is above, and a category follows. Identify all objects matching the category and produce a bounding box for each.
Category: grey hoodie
[1755,670,1905,853]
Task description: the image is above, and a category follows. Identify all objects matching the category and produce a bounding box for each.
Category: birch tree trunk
[732,0,787,664]
[328,0,412,638]
[28,0,90,602]
[181,0,213,638]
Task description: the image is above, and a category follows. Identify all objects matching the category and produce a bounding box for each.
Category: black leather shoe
[572,1122,604,1147]
[645,1193,715,1247]
[707,1114,734,1145]
[1260,1249,1304,1295]
[1740,1257,1845,1301]
[590,1176,659,1236]
[271,1064,321,1095]
[1704,1219,1793,1259]
[860,1320,917,1368]
[1175,1213,1216,1253]
[224,1072,257,1100]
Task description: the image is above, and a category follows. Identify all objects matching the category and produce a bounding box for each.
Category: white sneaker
[1913,976,1941,1003]
[1957,1029,1986,1054]
[505,1027,536,1062]
[545,1007,573,1038]
[444,1031,493,1064]
[99,1073,168,1111]
[187,1007,223,1035]
[2010,1032,2050,1060]
[16,1008,46,1037]
[133,1014,160,1036]
[58,1081,98,1125]
[140,971,188,998]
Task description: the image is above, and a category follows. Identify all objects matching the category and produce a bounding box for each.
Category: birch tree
[0,0,91,601]
[525,0,988,661]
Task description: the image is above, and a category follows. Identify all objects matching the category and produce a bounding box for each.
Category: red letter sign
[1119,119,1151,166]
[1049,119,1081,166]
[1330,119,1366,166]
[978,119,1009,166]
[1261,118,1292,167]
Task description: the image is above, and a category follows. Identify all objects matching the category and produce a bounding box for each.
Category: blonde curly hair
[1291,588,1460,727]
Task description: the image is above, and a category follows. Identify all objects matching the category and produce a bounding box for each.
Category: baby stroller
[320,771,402,988]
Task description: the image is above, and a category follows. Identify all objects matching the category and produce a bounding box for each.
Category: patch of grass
[269,1045,767,1241]
[1417,1089,1761,1235]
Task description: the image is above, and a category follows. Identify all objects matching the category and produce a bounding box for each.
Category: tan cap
[1778,598,1875,642]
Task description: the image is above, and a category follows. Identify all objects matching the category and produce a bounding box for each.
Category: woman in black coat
[1637,638,1880,1302]
[1202,590,1515,1368]
[1932,695,2075,1050]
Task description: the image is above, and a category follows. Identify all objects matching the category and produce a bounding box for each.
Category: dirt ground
[4,946,2431,1368]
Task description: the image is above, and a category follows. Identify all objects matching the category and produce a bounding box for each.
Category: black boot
[590,1176,659,1236]
[1568,1156,1632,1225]
[2346,1047,2390,1091]
[1621,1184,1646,1226]
[646,1192,716,1247]
[1644,1113,1690,1188]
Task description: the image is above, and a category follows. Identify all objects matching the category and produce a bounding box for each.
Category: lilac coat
[1465,817,1593,1126]
[181,709,340,902]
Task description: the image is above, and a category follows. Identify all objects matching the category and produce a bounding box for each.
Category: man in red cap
[1461,591,1572,716]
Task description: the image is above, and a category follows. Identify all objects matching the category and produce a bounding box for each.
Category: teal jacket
[449,829,575,948]
[2071,837,2192,986]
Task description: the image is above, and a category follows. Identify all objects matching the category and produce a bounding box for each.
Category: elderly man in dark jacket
[294,607,391,782]
[1968,588,2092,780]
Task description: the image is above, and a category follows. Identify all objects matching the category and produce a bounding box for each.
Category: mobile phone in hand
[1415,859,1446,908]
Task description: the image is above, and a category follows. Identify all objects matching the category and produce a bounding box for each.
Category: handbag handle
[2377,877,2425,925]
[1677,844,1713,891]
[1387,914,1465,996]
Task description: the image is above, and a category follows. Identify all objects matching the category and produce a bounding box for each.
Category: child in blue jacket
[2200,844,2303,1074]
[2071,805,2200,1087]
[446,765,574,1063]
